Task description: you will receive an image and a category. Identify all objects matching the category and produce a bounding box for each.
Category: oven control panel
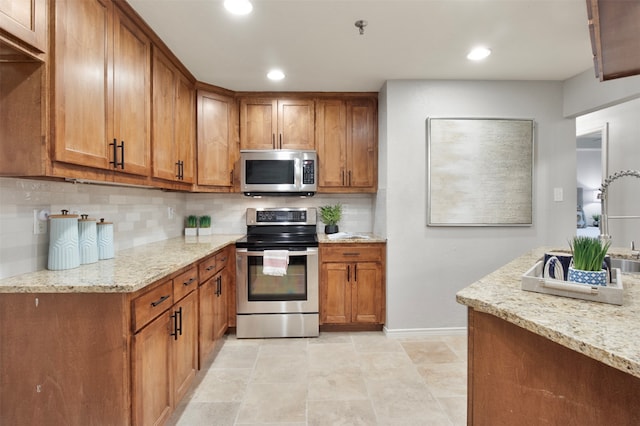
[247,207,317,226]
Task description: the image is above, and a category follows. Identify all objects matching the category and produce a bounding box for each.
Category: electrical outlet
[167,207,175,220]
[553,187,564,202]
[33,209,48,235]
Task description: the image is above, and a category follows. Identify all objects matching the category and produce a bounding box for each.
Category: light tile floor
[167,331,467,426]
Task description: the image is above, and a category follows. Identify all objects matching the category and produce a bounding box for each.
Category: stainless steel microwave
[240,150,317,196]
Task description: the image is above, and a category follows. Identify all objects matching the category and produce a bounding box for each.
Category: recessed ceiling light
[267,69,285,81]
[467,47,492,61]
[224,0,253,15]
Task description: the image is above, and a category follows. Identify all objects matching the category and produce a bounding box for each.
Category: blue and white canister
[78,215,98,264]
[48,210,80,270]
[97,218,114,260]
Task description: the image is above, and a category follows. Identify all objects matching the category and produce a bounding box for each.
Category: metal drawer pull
[150,294,170,307]
[205,265,216,271]
[347,265,350,282]
[343,252,361,256]
[183,277,196,286]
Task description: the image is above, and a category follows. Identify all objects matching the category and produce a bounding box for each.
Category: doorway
[576,123,608,237]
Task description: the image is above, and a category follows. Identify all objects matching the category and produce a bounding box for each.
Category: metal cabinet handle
[119,141,125,169]
[109,139,117,168]
[354,264,357,282]
[183,277,196,286]
[347,265,350,282]
[343,252,361,256]
[272,134,276,149]
[171,307,182,340]
[205,264,215,271]
[348,170,351,186]
[279,133,282,149]
[150,294,170,307]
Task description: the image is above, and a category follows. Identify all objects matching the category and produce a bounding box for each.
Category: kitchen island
[456,247,640,425]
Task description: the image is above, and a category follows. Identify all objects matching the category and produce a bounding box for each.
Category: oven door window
[246,160,295,184]
[247,255,307,301]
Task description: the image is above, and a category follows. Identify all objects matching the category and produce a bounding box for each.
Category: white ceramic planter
[185,228,197,237]
[567,266,608,286]
[198,227,212,236]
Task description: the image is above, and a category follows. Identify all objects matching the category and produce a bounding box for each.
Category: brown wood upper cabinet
[316,97,377,193]
[0,0,46,52]
[196,89,238,190]
[239,97,315,150]
[587,0,640,81]
[152,47,195,184]
[53,0,151,178]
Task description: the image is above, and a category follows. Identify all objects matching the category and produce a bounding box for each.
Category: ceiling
[127,0,595,92]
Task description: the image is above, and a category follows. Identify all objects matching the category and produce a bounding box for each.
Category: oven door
[236,247,319,314]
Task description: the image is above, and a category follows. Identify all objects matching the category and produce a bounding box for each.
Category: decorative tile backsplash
[0,178,374,279]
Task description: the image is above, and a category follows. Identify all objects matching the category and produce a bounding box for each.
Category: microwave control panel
[302,160,315,184]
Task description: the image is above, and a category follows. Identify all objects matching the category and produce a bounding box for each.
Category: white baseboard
[383,326,467,338]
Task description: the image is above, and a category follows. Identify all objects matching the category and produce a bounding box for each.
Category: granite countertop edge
[318,232,386,244]
[456,246,640,379]
[0,234,244,294]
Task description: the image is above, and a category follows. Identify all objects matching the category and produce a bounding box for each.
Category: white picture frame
[427,117,534,226]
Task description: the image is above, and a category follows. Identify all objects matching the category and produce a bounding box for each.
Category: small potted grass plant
[568,236,611,286]
[198,215,212,236]
[185,215,198,236]
[320,203,342,234]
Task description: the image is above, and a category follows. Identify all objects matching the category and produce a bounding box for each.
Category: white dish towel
[262,250,289,276]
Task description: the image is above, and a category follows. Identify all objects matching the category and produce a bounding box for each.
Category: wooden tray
[521,260,623,305]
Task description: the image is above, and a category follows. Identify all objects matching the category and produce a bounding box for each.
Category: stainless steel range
[235,207,319,338]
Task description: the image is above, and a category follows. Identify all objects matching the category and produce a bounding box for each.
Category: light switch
[553,187,563,202]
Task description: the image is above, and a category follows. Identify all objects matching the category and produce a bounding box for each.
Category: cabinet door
[239,98,277,150]
[175,74,195,183]
[197,91,234,187]
[351,261,382,323]
[152,48,178,181]
[198,276,216,365]
[321,262,351,324]
[53,0,111,170]
[316,100,347,188]
[133,310,173,426]
[112,8,150,177]
[0,0,46,52]
[213,271,228,340]
[278,99,315,150]
[173,290,198,403]
[346,99,377,190]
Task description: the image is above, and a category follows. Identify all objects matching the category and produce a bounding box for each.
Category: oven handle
[236,248,318,257]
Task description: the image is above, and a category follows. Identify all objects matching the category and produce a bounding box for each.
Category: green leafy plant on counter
[592,213,601,226]
[199,215,211,228]
[569,236,610,271]
[319,204,342,226]
[186,215,198,228]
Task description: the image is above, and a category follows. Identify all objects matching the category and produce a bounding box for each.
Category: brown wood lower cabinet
[0,246,234,426]
[467,308,640,425]
[320,242,386,326]
[199,247,231,366]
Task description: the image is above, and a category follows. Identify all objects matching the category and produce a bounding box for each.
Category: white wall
[563,69,640,117]
[380,80,576,332]
[576,97,640,248]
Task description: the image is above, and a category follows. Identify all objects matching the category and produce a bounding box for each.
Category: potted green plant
[568,236,611,286]
[185,215,198,236]
[320,203,342,234]
[198,215,212,236]
[592,213,601,227]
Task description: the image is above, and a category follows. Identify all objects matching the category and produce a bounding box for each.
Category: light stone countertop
[318,232,386,244]
[456,247,640,379]
[0,235,243,294]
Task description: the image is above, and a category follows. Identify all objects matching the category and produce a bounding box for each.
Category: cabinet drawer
[321,244,384,262]
[216,250,229,270]
[173,266,198,302]
[133,280,173,332]
[198,254,217,283]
